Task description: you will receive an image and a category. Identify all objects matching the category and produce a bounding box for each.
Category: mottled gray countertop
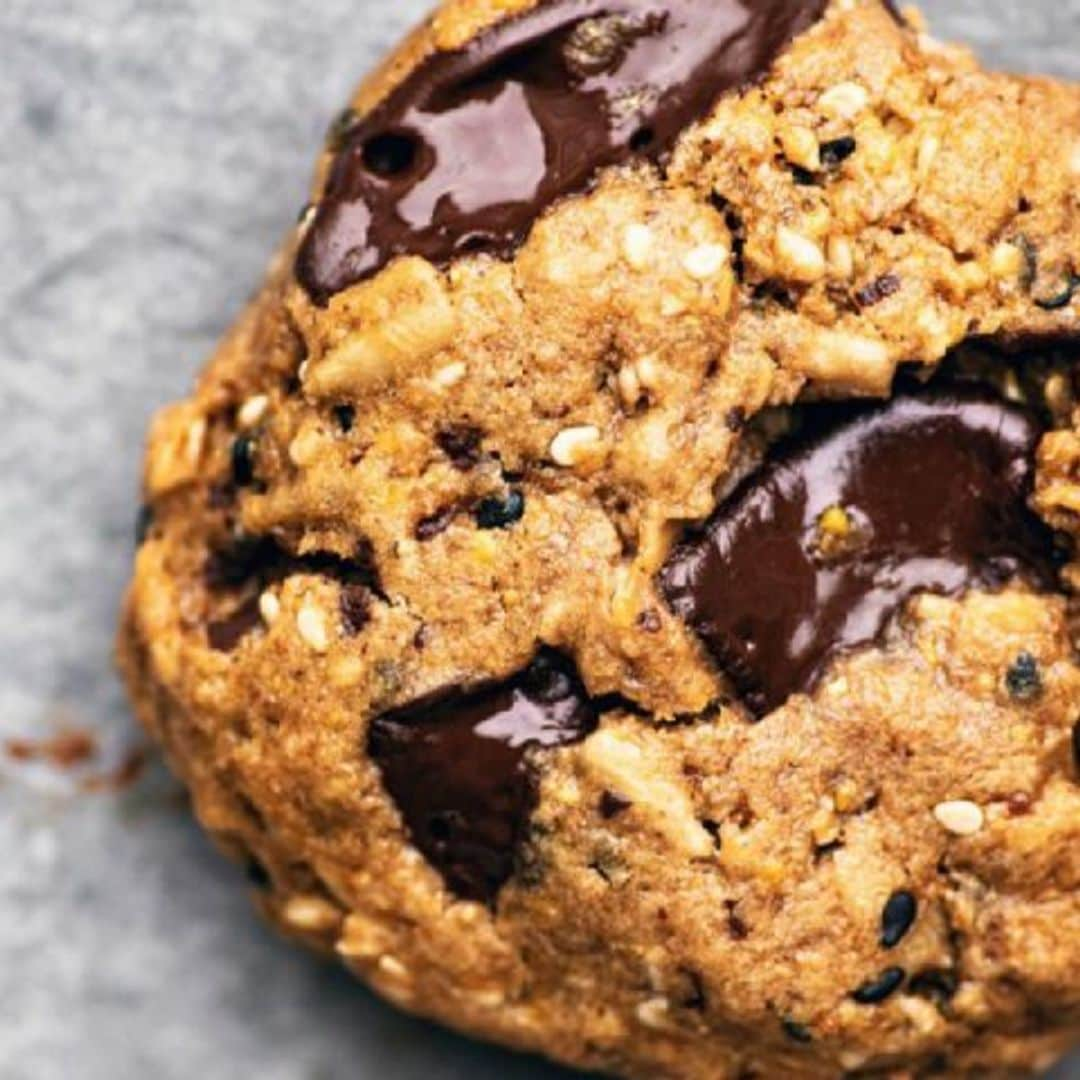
[1,2,1078,1077]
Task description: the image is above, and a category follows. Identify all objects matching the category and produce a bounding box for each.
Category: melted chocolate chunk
[297,0,828,302]
[660,388,1060,717]
[207,597,263,652]
[367,651,597,903]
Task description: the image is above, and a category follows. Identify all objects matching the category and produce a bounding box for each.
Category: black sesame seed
[1005,652,1042,702]
[855,273,901,309]
[820,136,857,168]
[332,404,356,432]
[339,584,372,636]
[475,489,526,530]
[599,790,632,819]
[1033,273,1078,311]
[231,435,257,488]
[782,1018,813,1044]
[1071,721,1080,773]
[135,504,154,546]
[790,164,818,186]
[881,890,918,949]
[851,967,905,1005]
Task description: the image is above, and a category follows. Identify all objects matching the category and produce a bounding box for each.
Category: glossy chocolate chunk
[367,651,597,903]
[297,0,828,302]
[660,388,1059,717]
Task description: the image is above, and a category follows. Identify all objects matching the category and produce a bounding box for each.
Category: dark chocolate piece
[207,597,263,653]
[297,0,828,302]
[660,388,1059,716]
[367,651,597,903]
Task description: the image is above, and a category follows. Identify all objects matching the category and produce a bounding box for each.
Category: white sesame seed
[237,394,270,429]
[636,997,673,1031]
[933,800,984,836]
[916,133,941,181]
[550,425,603,468]
[283,895,341,932]
[297,602,330,653]
[622,224,655,271]
[818,81,869,120]
[617,365,642,408]
[378,955,410,981]
[682,242,730,280]
[431,361,467,388]
[259,591,281,625]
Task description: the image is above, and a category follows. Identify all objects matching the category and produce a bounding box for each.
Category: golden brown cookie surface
[119,1,1080,1076]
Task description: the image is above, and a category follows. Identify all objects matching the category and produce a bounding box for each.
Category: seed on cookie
[550,425,604,468]
[682,242,729,280]
[258,590,281,625]
[475,490,526,530]
[231,435,257,487]
[237,394,270,429]
[819,135,857,168]
[1005,651,1043,701]
[881,890,918,949]
[1072,721,1080,773]
[851,967,905,1005]
[933,800,984,836]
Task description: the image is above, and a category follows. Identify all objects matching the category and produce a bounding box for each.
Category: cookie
[118,1,1080,1076]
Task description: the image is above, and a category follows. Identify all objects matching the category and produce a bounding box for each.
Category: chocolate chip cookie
[118,1,1080,1076]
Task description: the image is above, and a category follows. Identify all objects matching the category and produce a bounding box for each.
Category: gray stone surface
[0,2,1077,1077]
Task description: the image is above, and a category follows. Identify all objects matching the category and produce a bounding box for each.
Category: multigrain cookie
[118,1,1080,1076]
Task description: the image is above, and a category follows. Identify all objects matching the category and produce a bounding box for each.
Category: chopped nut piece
[827,236,855,280]
[622,224,655,270]
[582,729,714,858]
[775,226,826,283]
[989,242,1023,281]
[933,800,984,836]
[780,125,821,172]
[297,602,331,653]
[818,81,869,120]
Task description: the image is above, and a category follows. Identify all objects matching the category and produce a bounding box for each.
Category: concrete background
[1,2,1078,1077]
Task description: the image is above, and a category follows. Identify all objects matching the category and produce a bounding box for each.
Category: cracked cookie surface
[119,1,1080,1076]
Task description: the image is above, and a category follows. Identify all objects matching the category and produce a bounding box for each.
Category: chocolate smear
[368,650,597,902]
[297,0,828,302]
[660,387,1059,716]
